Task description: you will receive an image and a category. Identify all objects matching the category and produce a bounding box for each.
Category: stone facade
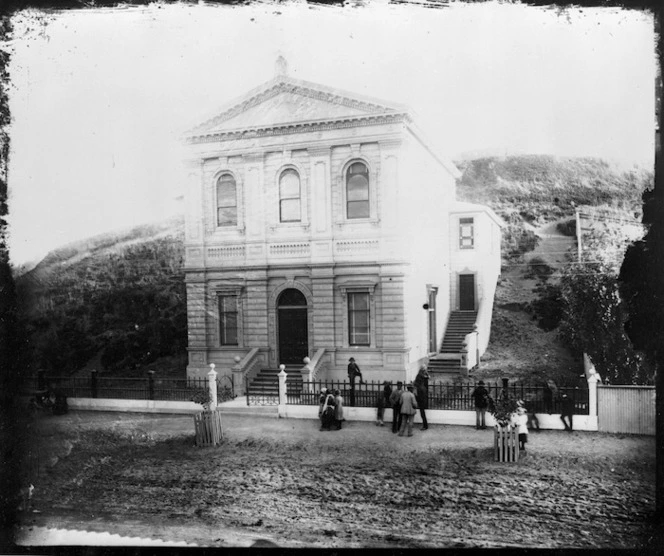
[182,65,498,384]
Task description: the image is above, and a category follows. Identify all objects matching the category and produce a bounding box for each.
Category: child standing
[515,403,529,452]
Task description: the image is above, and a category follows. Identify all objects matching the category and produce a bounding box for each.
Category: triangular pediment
[188,76,408,139]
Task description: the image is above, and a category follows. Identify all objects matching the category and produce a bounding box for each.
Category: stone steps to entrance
[247,367,303,395]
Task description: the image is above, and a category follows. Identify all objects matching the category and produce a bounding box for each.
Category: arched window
[279,169,301,222]
[216,173,237,227]
[346,161,370,219]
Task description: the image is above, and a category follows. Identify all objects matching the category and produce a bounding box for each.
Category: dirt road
[15,411,657,549]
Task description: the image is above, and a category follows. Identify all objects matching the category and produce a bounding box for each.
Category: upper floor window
[279,169,301,223]
[217,173,237,227]
[346,161,370,219]
[459,217,474,249]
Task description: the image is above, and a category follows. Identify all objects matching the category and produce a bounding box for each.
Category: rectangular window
[428,288,438,353]
[459,217,474,249]
[219,295,238,345]
[348,292,370,346]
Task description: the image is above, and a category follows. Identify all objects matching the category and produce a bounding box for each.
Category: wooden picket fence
[494,426,520,462]
[194,410,224,447]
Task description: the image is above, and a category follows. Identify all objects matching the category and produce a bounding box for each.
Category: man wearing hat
[398,383,419,437]
[389,381,404,433]
[471,380,490,429]
[414,365,430,430]
[347,357,363,406]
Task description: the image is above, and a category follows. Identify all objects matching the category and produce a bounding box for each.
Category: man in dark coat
[347,357,363,406]
[560,393,575,432]
[414,366,430,430]
[389,381,404,433]
[471,380,490,429]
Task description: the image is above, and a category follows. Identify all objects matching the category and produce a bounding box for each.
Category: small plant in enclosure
[488,393,520,427]
[191,389,213,411]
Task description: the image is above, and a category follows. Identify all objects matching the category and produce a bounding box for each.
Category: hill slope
[456,155,651,384]
[16,216,186,377]
[14,156,652,381]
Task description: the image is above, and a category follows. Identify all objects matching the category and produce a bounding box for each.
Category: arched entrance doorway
[277,288,308,365]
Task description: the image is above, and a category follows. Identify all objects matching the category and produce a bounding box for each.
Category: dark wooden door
[459,274,475,311]
[277,289,308,365]
[278,308,308,364]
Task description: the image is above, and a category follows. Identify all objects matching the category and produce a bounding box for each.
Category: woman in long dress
[320,390,336,431]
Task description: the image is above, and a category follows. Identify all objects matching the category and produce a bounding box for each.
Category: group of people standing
[319,362,576,441]
[384,366,430,436]
[318,388,344,431]
[320,362,431,437]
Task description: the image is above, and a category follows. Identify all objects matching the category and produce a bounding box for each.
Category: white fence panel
[597,385,655,435]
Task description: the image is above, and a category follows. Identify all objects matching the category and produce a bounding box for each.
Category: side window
[346,161,370,219]
[427,287,438,353]
[348,292,370,346]
[216,173,237,227]
[279,169,301,222]
[459,217,474,249]
[218,295,238,345]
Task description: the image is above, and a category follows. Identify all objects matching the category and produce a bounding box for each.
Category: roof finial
[275,55,288,77]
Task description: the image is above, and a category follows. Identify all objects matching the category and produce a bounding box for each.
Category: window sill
[335,218,380,228]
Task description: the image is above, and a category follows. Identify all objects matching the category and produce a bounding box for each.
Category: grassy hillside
[14,155,652,381]
[455,155,652,384]
[15,216,186,378]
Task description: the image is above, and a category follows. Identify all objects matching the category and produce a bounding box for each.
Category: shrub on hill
[16,228,186,376]
[556,219,576,237]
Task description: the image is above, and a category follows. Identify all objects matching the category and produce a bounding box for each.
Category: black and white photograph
[0,0,660,550]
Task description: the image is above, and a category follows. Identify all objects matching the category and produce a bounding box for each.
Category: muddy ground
[14,411,658,549]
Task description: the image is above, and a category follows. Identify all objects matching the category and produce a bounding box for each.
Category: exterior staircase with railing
[428,311,478,377]
[247,365,303,396]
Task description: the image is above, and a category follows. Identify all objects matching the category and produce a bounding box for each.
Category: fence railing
[245,376,280,406]
[20,371,235,403]
[288,379,589,414]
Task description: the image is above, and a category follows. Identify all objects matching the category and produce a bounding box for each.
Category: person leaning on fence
[398,384,418,437]
[471,381,490,429]
[320,390,337,432]
[376,381,392,426]
[414,366,430,431]
[347,357,363,407]
[333,389,344,430]
[390,381,404,434]
[560,393,574,432]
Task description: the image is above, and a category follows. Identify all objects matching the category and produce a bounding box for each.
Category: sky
[4,2,656,266]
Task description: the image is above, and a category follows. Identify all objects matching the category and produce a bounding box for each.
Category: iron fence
[245,377,279,406]
[20,372,235,403]
[294,379,589,414]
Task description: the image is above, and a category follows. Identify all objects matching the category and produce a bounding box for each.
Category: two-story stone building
[182,59,501,387]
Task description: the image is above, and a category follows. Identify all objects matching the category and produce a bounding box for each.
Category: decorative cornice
[187,112,409,145]
[190,78,405,136]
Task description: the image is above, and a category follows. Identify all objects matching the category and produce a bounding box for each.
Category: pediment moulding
[188,75,409,136]
[187,112,410,145]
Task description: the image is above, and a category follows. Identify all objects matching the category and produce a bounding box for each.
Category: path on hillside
[478,217,577,381]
